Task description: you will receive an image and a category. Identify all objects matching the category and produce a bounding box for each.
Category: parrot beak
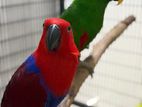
[114,0,123,5]
[117,0,123,5]
[46,24,61,51]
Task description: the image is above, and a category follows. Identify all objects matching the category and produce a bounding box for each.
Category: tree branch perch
[58,15,136,107]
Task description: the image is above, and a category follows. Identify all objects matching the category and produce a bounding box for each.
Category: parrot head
[37,18,79,56]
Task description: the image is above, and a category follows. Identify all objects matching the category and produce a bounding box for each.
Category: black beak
[46,24,61,51]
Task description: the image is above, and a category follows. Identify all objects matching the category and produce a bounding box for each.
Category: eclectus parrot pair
[1,0,123,107]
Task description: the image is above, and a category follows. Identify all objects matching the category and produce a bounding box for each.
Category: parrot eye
[67,26,71,32]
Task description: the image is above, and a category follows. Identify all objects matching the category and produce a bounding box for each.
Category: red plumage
[34,18,79,96]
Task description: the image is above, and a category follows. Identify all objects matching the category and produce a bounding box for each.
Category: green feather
[60,0,111,50]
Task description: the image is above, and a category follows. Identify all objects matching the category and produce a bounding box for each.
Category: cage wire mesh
[0,0,142,107]
[0,0,60,103]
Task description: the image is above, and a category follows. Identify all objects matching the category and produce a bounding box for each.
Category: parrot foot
[78,61,94,77]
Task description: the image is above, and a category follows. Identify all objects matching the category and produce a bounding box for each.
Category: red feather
[79,32,89,50]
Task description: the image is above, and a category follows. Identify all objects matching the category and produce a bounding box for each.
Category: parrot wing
[1,56,46,107]
[1,55,64,107]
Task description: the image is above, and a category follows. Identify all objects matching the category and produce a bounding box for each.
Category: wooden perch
[58,15,136,107]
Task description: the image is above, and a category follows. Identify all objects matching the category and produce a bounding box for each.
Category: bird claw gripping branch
[78,61,94,78]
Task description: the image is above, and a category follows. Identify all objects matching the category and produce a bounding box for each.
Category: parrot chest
[36,53,78,97]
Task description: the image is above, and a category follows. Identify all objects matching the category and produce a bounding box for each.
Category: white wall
[73,0,142,107]
[0,0,60,103]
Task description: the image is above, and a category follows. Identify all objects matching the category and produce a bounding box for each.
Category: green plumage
[60,0,112,50]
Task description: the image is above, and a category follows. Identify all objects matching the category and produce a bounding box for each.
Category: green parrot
[60,0,123,51]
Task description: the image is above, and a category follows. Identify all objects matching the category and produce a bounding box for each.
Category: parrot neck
[71,0,110,15]
[95,0,110,5]
[84,0,110,18]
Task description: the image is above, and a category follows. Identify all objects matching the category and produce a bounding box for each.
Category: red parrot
[1,18,79,107]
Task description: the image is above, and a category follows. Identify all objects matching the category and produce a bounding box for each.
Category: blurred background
[0,0,142,107]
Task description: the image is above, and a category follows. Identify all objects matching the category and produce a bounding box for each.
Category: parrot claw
[78,61,94,78]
